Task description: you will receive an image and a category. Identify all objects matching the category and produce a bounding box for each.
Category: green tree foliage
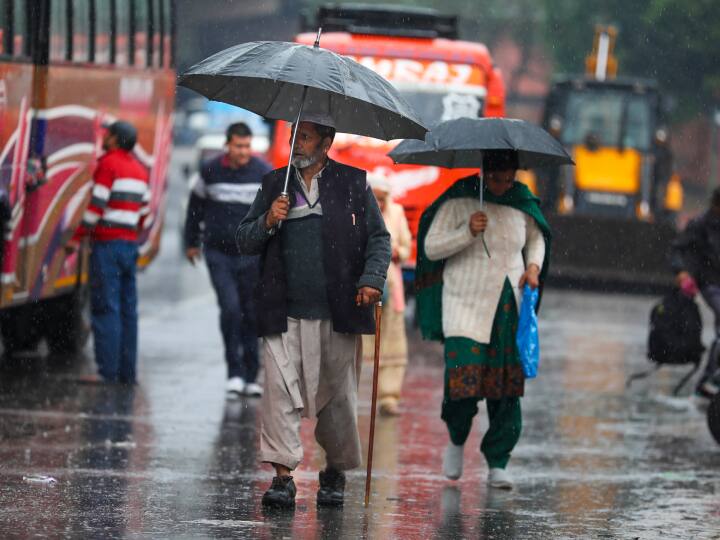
[301,1,719,117]
[543,0,720,118]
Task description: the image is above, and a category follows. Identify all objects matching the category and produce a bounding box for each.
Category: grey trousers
[260,318,362,471]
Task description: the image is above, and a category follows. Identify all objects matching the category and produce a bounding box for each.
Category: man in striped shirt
[66,120,149,384]
[184,122,272,398]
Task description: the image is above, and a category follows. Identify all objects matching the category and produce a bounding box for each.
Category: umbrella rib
[262,80,291,118]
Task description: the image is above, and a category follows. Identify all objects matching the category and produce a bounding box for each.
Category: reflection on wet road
[1,156,719,538]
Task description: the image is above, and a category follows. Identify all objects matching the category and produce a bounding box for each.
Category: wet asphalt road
[1,149,719,539]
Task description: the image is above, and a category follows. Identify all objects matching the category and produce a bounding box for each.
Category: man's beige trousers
[260,318,362,471]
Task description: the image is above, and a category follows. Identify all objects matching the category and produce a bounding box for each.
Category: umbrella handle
[481,235,491,258]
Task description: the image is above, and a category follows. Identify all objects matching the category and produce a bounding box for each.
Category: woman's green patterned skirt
[444,278,524,401]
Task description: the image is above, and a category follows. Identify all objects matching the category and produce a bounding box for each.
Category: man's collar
[295,166,325,185]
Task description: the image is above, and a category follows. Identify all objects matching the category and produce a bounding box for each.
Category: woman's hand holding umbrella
[468,211,491,257]
[468,211,488,237]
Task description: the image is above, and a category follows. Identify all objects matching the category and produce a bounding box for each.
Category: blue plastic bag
[516,284,540,379]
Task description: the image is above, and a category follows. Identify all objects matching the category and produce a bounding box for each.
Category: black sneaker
[317,468,345,507]
[262,476,296,508]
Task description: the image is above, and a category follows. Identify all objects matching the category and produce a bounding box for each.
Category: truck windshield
[395,83,486,128]
[561,90,653,151]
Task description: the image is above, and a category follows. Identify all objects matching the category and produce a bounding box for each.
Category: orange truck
[269,4,505,268]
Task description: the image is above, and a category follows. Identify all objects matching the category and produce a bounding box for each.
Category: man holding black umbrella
[179,31,425,508]
[237,115,391,508]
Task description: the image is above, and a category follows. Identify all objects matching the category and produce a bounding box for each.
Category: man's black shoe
[317,468,345,507]
[262,476,296,508]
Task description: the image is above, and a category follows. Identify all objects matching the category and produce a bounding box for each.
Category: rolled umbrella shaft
[281,26,318,197]
[281,86,309,196]
[479,173,484,209]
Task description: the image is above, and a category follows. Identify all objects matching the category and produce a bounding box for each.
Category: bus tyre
[44,287,91,355]
[708,394,720,446]
[0,305,43,356]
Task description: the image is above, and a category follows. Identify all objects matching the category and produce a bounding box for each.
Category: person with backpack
[671,187,720,398]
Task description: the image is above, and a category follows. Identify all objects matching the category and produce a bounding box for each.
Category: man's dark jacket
[184,155,271,254]
[671,210,720,288]
[236,159,391,336]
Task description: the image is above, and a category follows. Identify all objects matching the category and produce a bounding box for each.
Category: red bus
[0,0,175,354]
[269,5,505,264]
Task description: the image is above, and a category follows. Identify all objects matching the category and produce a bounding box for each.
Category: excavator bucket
[547,214,675,291]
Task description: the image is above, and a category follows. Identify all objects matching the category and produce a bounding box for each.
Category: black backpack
[647,290,704,366]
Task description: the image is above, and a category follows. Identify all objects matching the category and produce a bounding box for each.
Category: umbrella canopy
[178,40,427,141]
[388,117,573,169]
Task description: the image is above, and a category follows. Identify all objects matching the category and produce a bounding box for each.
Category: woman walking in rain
[363,173,413,416]
[417,150,551,489]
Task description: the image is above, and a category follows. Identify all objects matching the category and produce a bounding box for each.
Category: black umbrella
[388,117,573,169]
[388,117,573,257]
[178,30,427,194]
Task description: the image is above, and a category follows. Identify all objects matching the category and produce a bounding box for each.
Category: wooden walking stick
[365,301,383,507]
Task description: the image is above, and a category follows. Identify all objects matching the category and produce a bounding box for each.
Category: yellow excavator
[525,26,682,290]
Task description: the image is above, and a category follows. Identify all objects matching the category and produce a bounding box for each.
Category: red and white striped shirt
[74,149,150,243]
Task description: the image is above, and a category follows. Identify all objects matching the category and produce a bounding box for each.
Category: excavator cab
[542,78,674,220]
[534,26,680,290]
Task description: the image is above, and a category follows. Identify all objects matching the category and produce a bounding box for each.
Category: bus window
[12,0,27,57]
[153,0,165,67]
[150,0,160,68]
[134,0,149,67]
[115,0,130,66]
[95,0,111,64]
[162,0,172,68]
[0,3,7,56]
[50,0,69,62]
[72,0,90,63]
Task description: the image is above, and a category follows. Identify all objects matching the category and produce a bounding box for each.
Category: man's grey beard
[291,153,318,169]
